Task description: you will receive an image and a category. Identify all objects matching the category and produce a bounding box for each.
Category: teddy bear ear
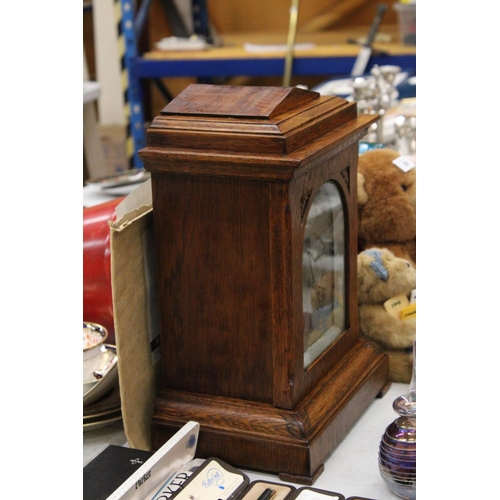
[357,172,368,206]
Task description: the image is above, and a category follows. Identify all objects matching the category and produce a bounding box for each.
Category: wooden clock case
[140,84,389,484]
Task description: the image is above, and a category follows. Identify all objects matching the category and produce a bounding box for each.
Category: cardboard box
[83,445,154,500]
[109,179,160,450]
[99,124,129,175]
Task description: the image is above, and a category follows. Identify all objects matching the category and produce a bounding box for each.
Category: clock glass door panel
[303,182,346,368]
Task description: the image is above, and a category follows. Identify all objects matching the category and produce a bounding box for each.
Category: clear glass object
[379,340,416,499]
[302,182,346,368]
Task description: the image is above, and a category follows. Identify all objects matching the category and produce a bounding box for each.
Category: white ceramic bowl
[83,322,108,361]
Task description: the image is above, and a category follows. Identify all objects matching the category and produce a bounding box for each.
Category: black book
[83,445,154,500]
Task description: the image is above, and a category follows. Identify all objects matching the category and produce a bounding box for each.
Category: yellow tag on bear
[383,293,410,319]
[400,302,416,320]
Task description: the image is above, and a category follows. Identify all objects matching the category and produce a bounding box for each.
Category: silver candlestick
[352,64,402,145]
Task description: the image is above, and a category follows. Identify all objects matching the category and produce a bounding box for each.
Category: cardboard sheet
[109,179,160,450]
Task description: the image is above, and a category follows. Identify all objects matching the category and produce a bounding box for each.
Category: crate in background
[99,124,129,175]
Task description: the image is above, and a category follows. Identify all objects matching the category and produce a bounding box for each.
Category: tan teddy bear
[357,247,416,383]
[357,149,416,267]
[304,270,345,349]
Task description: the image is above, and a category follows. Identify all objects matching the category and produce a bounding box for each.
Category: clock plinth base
[151,340,388,483]
[279,464,325,486]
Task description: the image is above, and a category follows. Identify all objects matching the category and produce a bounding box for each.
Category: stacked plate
[378,417,416,499]
[86,168,150,197]
[83,322,120,430]
[84,384,122,432]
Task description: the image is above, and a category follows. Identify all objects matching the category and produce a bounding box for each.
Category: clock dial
[302,182,346,368]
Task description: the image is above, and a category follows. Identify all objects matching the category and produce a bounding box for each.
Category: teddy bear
[357,247,416,383]
[357,148,416,267]
[304,269,345,350]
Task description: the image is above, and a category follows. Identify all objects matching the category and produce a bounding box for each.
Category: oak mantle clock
[141,84,389,484]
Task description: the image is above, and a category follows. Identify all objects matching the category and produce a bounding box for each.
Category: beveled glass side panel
[303,182,346,368]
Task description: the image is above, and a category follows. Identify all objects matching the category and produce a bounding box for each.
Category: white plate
[83,413,122,432]
[98,183,143,197]
[86,169,150,189]
[83,344,119,406]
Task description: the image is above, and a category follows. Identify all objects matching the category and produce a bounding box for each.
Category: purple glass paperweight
[378,340,416,499]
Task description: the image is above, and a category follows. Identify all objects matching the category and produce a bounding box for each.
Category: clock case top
[142,84,374,178]
[140,84,379,411]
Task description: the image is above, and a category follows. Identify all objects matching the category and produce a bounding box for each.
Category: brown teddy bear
[357,148,416,267]
[357,247,416,383]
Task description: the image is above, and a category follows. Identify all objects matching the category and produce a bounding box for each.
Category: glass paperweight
[378,341,416,499]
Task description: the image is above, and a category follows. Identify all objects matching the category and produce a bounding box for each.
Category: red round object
[83,197,125,344]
